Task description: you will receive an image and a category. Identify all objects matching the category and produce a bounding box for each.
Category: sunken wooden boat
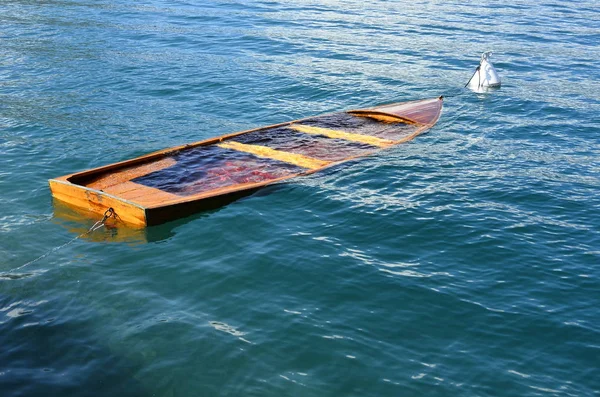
[49,96,443,227]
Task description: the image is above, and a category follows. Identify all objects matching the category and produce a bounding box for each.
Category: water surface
[1,1,599,396]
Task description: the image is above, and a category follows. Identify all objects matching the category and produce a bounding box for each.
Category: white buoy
[466,51,501,91]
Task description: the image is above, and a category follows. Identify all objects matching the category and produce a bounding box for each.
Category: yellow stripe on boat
[217,141,330,170]
[289,124,395,148]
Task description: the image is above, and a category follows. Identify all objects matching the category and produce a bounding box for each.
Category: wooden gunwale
[50,97,443,226]
[63,110,423,184]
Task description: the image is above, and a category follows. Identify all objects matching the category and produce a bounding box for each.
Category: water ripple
[1,0,600,396]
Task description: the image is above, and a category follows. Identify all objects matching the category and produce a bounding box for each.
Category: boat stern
[49,176,148,227]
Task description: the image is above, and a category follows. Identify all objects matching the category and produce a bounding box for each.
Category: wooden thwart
[86,157,177,191]
[217,141,330,170]
[289,124,395,148]
[105,182,181,206]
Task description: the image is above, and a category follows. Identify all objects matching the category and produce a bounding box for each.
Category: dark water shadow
[0,294,147,397]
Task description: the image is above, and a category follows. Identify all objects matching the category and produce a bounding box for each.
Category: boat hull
[49,97,443,226]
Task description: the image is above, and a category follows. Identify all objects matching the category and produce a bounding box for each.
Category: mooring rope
[440,87,472,99]
[3,208,116,276]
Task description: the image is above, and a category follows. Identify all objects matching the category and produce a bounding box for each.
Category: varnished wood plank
[216,141,330,170]
[86,157,177,190]
[289,124,394,147]
[101,181,143,196]
[117,183,181,206]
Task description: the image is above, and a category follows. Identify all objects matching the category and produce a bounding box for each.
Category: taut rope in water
[2,208,116,277]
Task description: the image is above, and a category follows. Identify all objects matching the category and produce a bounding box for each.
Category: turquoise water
[1,0,599,395]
